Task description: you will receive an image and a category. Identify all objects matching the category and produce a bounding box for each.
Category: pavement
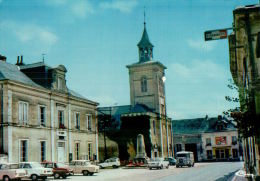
[40,161,246,181]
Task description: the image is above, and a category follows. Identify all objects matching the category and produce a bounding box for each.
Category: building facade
[173,116,241,162]
[98,21,173,161]
[0,58,99,163]
[228,4,260,176]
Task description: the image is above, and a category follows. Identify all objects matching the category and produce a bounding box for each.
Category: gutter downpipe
[0,83,3,154]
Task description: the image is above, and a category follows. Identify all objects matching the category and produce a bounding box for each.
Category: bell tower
[127,19,167,115]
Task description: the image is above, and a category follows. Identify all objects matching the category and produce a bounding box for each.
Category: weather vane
[144,6,146,25]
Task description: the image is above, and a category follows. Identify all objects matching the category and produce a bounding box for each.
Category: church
[98,20,173,161]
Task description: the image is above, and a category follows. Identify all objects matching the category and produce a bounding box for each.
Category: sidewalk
[231,170,252,181]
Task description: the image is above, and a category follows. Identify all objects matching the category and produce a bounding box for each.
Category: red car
[41,162,71,179]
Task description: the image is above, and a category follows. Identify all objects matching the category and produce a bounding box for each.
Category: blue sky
[0,0,257,119]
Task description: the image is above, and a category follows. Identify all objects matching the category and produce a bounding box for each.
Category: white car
[19,162,52,181]
[69,160,99,176]
[98,158,120,169]
[148,157,169,170]
[0,163,27,181]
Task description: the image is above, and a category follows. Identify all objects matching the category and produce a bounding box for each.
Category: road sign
[204,29,228,41]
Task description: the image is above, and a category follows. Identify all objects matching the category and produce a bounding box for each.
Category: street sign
[204,29,228,41]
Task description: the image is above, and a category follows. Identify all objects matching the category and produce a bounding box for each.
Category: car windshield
[31,162,44,168]
[83,161,91,166]
[177,154,189,158]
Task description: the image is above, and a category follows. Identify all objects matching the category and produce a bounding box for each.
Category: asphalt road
[46,162,244,181]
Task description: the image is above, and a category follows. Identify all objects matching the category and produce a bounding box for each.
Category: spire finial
[42,53,45,63]
[143,6,146,26]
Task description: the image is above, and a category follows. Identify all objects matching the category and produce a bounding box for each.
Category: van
[176,151,195,168]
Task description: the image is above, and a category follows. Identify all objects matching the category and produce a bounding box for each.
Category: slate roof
[98,104,154,122]
[0,61,97,104]
[0,61,42,88]
[172,117,237,135]
[137,25,153,48]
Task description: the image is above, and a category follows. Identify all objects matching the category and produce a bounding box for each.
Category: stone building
[98,21,173,161]
[0,57,99,163]
[173,116,241,162]
[228,4,260,176]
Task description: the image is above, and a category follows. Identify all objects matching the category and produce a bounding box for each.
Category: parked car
[69,160,99,176]
[0,163,27,181]
[41,162,71,179]
[98,158,120,169]
[176,151,195,168]
[148,157,169,170]
[19,162,52,181]
[164,157,176,166]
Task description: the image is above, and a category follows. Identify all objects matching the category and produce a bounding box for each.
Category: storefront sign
[215,136,227,145]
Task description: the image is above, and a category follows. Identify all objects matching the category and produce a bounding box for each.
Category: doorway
[58,142,65,162]
[185,143,198,162]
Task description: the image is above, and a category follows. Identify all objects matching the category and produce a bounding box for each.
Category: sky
[0,0,257,119]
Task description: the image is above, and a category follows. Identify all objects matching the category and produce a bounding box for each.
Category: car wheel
[31,174,38,181]
[3,176,10,181]
[54,173,60,179]
[161,165,163,169]
[166,165,169,169]
[112,165,117,169]
[83,170,89,176]
[89,173,94,176]
[62,175,67,179]
[176,165,179,168]
[149,167,152,170]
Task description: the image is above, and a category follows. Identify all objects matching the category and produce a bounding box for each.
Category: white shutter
[19,102,23,124]
[38,106,41,126]
[24,103,28,124]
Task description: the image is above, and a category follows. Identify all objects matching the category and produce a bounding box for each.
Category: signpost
[204,29,228,41]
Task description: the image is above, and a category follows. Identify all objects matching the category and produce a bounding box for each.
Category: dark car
[164,157,176,166]
[41,162,71,179]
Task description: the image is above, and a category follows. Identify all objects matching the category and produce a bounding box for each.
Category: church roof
[137,24,153,48]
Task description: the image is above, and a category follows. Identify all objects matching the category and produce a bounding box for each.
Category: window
[75,143,80,160]
[88,143,92,160]
[40,141,46,162]
[58,110,65,129]
[20,140,28,162]
[86,114,92,130]
[19,102,28,125]
[75,113,80,130]
[141,76,147,92]
[206,138,211,146]
[207,150,212,159]
[38,106,46,126]
[58,77,62,90]
[232,136,237,145]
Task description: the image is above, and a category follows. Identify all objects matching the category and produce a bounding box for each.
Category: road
[47,162,244,181]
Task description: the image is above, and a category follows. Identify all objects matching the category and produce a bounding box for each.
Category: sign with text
[204,29,227,41]
[215,136,227,145]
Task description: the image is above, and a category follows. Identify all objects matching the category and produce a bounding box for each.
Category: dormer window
[58,77,62,90]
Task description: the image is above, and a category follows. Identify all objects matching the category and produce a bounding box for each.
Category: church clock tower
[126,21,167,115]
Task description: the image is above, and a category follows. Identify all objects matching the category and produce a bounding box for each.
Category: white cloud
[0,0,2,3]
[100,0,137,13]
[170,59,227,82]
[187,39,217,51]
[71,0,94,18]
[1,20,58,46]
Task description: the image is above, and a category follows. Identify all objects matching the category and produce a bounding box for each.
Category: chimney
[0,55,7,62]
[20,55,23,65]
[16,56,20,65]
